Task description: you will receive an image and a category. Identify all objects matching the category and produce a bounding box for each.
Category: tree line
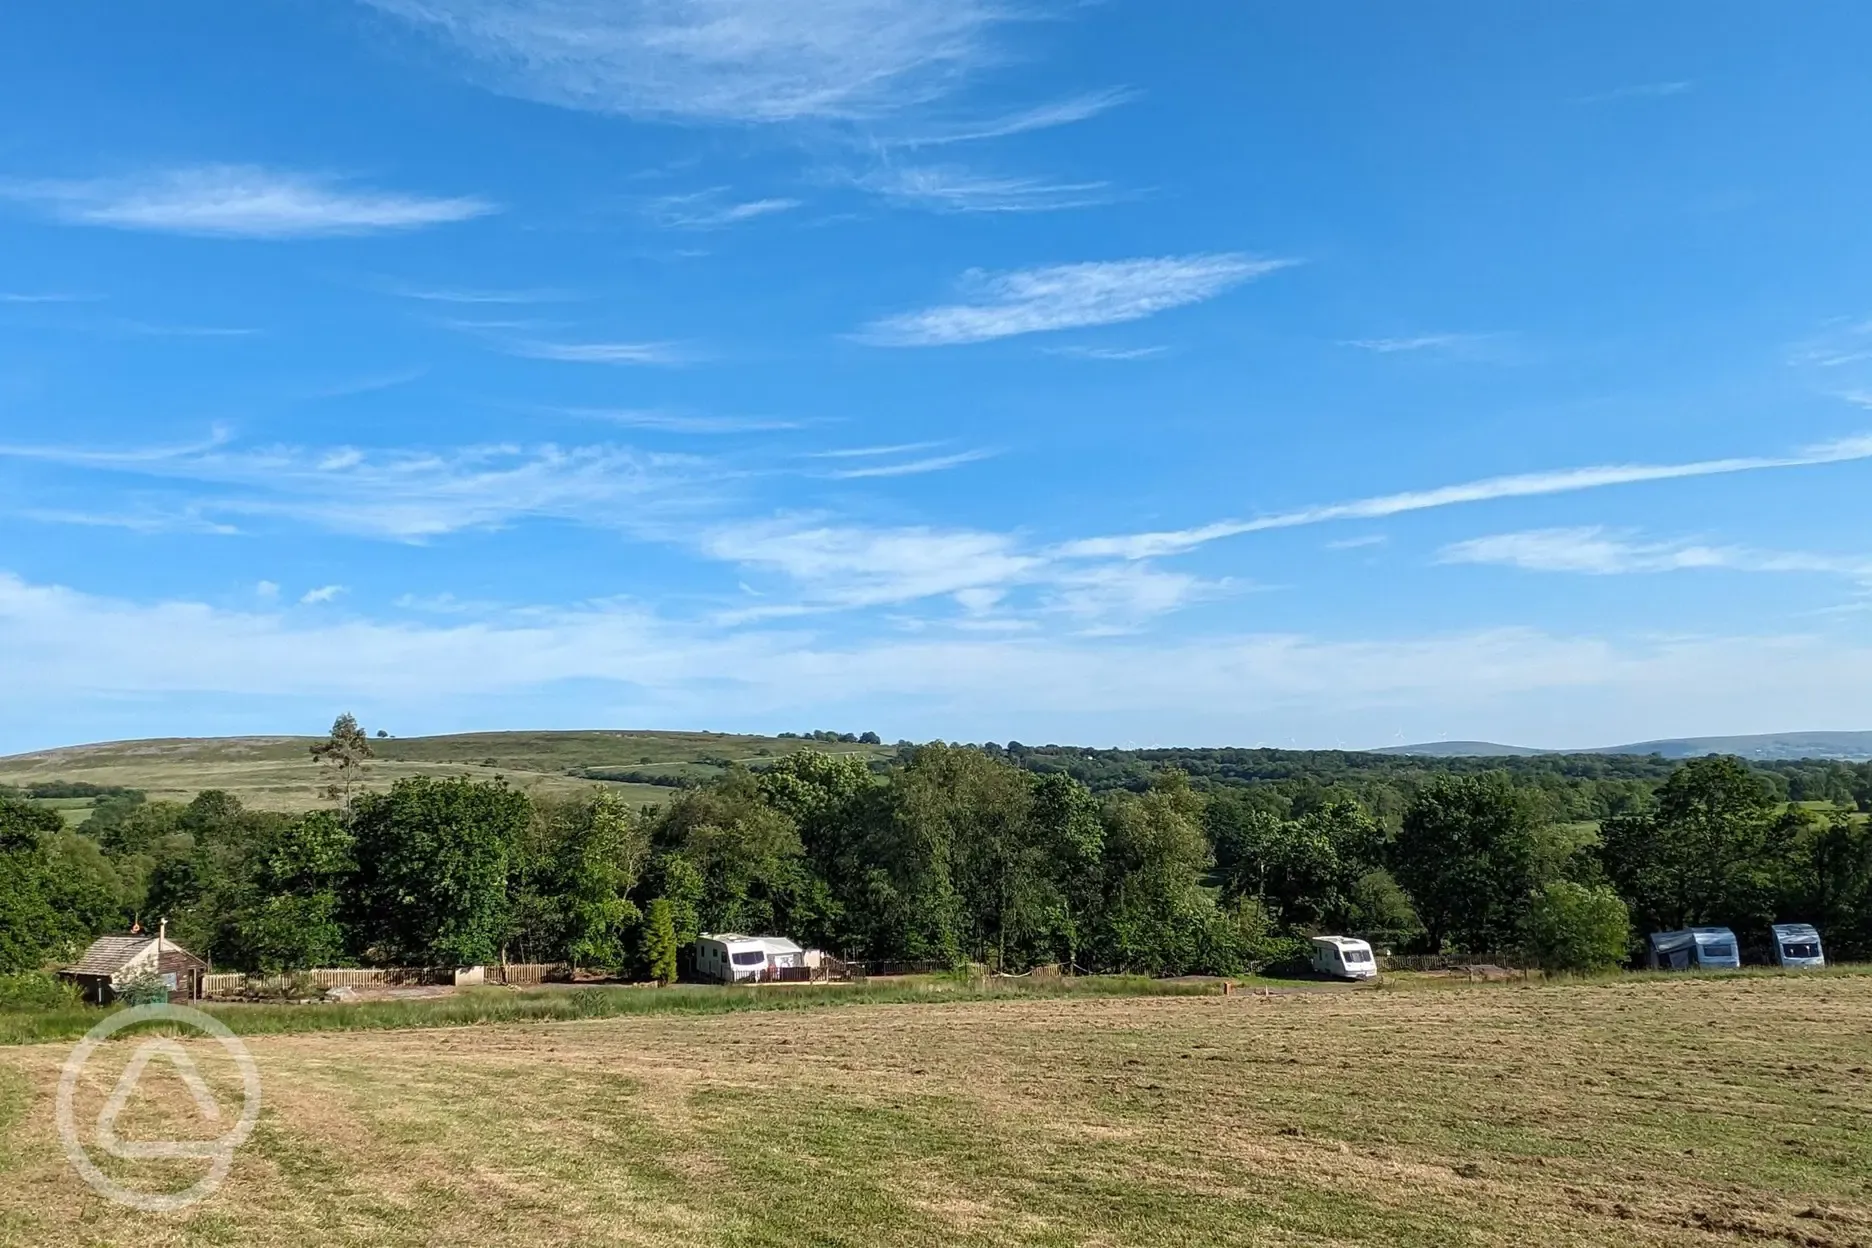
[3,722,1868,981]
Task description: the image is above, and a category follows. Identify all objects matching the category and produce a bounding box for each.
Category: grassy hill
[1380,730,1872,761]
[0,730,894,816]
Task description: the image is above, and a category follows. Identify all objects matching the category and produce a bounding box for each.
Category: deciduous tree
[311,713,374,812]
[1391,774,1540,953]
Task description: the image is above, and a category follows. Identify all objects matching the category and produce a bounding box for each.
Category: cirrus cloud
[860,253,1292,347]
[3,165,495,238]
[365,0,1016,124]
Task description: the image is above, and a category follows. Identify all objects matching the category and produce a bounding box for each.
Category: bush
[645,898,678,986]
[1522,881,1631,973]
[0,972,80,1012]
[115,968,171,1006]
[1195,899,1313,976]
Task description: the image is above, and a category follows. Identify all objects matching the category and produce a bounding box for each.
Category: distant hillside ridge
[1378,731,1872,762]
[0,729,893,812]
[1369,741,1548,758]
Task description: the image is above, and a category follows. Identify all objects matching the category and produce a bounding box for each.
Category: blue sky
[4,1,1872,753]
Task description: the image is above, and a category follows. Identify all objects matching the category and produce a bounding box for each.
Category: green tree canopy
[1600,756,1802,936]
[644,897,679,986]
[1522,881,1631,972]
[1391,774,1541,953]
[0,797,100,972]
[349,777,531,966]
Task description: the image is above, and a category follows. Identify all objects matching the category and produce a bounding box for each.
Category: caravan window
[1342,950,1371,964]
[1782,942,1820,959]
[1699,942,1733,960]
[731,951,766,967]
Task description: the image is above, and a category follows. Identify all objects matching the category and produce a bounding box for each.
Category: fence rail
[200,963,562,998]
[200,968,389,997]
[486,963,554,986]
[1379,953,1528,973]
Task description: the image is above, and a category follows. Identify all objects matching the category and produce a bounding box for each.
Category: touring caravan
[1647,928,1741,971]
[1310,935,1378,980]
[692,933,806,983]
[1770,923,1826,969]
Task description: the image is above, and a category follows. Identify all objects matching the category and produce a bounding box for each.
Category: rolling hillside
[0,730,894,814]
[10,726,1869,820]
[1378,730,1872,761]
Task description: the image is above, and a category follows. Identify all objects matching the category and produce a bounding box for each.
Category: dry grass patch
[3,978,1872,1245]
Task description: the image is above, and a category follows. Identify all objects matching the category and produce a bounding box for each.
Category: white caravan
[693,933,806,983]
[1310,936,1378,980]
[1770,923,1826,970]
[1647,928,1741,971]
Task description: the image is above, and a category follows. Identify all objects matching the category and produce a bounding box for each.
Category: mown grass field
[3,975,1871,1246]
[0,730,893,814]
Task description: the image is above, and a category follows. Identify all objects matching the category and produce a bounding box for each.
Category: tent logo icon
[56,1004,262,1212]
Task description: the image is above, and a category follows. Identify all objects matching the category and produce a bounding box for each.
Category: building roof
[67,936,157,976]
[65,935,206,976]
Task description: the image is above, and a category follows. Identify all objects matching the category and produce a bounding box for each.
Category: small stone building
[61,926,209,1004]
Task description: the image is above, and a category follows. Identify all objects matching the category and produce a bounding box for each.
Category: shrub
[645,898,679,986]
[1522,881,1631,973]
[115,968,171,1006]
[0,972,80,1012]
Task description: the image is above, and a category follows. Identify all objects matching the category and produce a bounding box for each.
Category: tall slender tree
[311,713,374,813]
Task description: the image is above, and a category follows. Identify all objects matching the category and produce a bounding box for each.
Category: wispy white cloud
[861,253,1290,347]
[0,291,99,304]
[1439,527,1872,583]
[1044,562,1218,633]
[15,506,241,536]
[1326,534,1388,551]
[699,513,1221,632]
[12,572,1872,752]
[114,320,258,338]
[564,408,807,434]
[807,442,942,459]
[0,435,712,541]
[301,368,430,401]
[1790,319,1872,370]
[858,165,1113,213]
[703,519,1041,612]
[300,585,347,605]
[365,0,1019,124]
[822,449,998,479]
[1043,344,1167,361]
[1343,333,1497,355]
[4,166,495,238]
[1576,81,1693,104]
[1057,433,1872,560]
[389,284,572,304]
[644,189,803,228]
[508,339,695,366]
[893,88,1137,146]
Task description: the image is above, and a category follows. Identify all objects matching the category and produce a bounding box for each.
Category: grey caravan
[1647,927,1741,971]
[1770,923,1826,969]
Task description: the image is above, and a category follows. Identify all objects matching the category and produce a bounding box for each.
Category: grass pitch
[4,975,1872,1246]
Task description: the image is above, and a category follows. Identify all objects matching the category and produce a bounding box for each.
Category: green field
[0,730,893,814]
[3,975,1870,1246]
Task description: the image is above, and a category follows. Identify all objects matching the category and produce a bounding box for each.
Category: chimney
[157,918,168,951]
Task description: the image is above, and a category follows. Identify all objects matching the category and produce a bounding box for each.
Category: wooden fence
[1379,953,1528,973]
[485,963,553,986]
[200,964,560,998]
